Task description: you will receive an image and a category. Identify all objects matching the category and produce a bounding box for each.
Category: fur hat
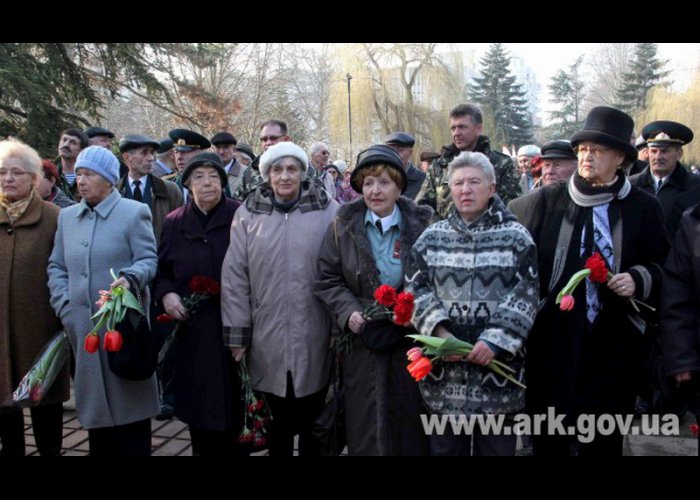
[258,142,308,182]
[75,145,120,185]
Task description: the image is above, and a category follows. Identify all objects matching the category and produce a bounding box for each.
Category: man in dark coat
[383,132,426,200]
[630,120,700,240]
[514,107,670,456]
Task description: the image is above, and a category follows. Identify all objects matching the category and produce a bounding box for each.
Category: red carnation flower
[374,285,397,307]
[189,275,220,295]
[156,313,174,323]
[585,252,609,283]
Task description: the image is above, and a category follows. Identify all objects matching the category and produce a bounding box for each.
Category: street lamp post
[346,72,352,158]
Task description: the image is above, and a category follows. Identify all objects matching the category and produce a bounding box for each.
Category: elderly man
[169,128,211,204]
[233,143,255,167]
[211,132,246,198]
[85,126,114,150]
[416,103,521,218]
[383,132,426,200]
[517,144,541,193]
[630,120,700,239]
[308,142,331,181]
[152,138,177,179]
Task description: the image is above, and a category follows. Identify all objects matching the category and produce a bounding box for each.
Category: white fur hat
[517,144,541,158]
[258,142,309,182]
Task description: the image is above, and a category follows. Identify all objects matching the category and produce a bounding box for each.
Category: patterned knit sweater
[406,195,539,415]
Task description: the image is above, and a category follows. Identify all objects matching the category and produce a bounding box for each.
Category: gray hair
[447,151,495,185]
[309,142,329,155]
[0,137,43,178]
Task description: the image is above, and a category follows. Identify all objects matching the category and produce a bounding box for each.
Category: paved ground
[16,396,699,456]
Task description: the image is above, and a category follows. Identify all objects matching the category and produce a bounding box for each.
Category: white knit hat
[75,145,120,185]
[517,144,541,158]
[258,142,309,182]
[333,159,347,174]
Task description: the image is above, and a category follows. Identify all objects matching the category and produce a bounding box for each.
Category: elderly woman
[48,145,158,456]
[0,139,70,456]
[153,152,244,456]
[221,142,339,456]
[38,160,76,209]
[406,151,539,457]
[315,145,434,456]
[512,107,670,456]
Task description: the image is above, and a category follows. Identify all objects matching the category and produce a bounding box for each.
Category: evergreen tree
[0,43,172,157]
[468,43,534,147]
[546,56,586,140]
[616,43,670,115]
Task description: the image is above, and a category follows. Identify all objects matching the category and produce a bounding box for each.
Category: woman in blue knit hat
[48,146,159,456]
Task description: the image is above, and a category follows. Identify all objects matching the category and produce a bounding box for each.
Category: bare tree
[586,43,633,110]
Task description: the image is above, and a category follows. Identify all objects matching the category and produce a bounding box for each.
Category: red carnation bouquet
[238,355,271,448]
[556,252,651,313]
[155,275,220,362]
[365,284,414,325]
[84,269,145,354]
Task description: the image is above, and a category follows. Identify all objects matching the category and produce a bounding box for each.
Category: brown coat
[0,192,69,407]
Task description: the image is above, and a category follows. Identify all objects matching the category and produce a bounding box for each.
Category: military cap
[157,138,174,154]
[642,120,694,148]
[540,140,576,160]
[85,126,115,139]
[181,152,228,188]
[383,132,415,147]
[118,134,160,153]
[168,128,211,152]
[210,132,237,146]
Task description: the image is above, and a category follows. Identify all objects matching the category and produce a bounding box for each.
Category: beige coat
[221,181,339,398]
[0,192,69,407]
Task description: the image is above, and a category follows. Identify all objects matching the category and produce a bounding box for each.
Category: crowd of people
[1,100,700,457]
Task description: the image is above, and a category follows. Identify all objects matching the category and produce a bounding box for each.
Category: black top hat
[168,128,211,152]
[118,134,161,153]
[383,132,415,147]
[181,152,228,188]
[351,144,407,194]
[540,140,576,160]
[85,126,114,139]
[211,132,238,146]
[570,106,637,161]
[157,138,174,154]
[642,120,693,148]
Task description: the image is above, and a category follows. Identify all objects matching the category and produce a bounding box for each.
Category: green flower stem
[556,269,591,303]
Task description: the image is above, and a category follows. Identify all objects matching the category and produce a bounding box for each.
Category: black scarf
[568,169,631,207]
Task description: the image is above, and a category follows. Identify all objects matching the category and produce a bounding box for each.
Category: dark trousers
[428,424,517,457]
[189,426,249,457]
[88,418,151,456]
[0,402,63,456]
[264,371,327,457]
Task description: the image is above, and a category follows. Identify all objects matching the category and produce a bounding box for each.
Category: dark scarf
[568,169,631,207]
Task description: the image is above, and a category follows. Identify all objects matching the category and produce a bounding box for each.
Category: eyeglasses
[259,134,283,143]
[575,145,611,157]
[0,169,31,179]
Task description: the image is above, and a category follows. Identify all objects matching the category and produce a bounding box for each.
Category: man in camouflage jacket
[417,104,521,219]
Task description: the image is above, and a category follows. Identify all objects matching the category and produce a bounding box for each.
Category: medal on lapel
[392,239,401,259]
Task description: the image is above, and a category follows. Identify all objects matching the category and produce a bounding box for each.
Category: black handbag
[108,285,158,381]
[359,318,403,353]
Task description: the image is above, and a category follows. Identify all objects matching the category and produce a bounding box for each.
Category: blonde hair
[0,137,43,179]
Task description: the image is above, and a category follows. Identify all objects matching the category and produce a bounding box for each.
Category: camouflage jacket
[233,156,264,203]
[416,136,521,219]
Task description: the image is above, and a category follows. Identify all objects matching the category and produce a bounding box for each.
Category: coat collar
[75,188,121,219]
[181,197,230,239]
[639,162,690,190]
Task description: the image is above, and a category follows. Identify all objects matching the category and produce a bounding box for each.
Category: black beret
[85,126,115,139]
[383,132,415,147]
[642,120,694,147]
[118,134,161,153]
[168,128,211,152]
[157,138,174,154]
[540,140,576,160]
[181,152,228,189]
[210,132,237,146]
[351,144,407,194]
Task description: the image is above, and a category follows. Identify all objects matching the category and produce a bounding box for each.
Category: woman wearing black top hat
[315,145,434,455]
[515,107,670,456]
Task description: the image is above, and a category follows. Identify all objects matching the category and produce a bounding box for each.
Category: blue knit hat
[75,145,120,185]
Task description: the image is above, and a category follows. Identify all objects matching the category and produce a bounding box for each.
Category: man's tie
[133,180,143,202]
[655,178,664,194]
[375,219,383,235]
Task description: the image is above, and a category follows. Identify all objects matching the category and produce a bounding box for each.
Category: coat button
[203,239,208,244]
[82,272,88,278]
[82,241,88,247]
